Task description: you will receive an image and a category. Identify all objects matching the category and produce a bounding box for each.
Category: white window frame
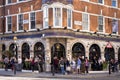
[98,0,104,4]
[53,7,62,28]
[112,19,118,34]
[6,0,12,4]
[17,14,24,32]
[67,9,72,29]
[82,13,90,32]
[111,0,118,7]
[43,6,49,29]
[98,15,105,33]
[6,16,12,33]
[29,12,36,30]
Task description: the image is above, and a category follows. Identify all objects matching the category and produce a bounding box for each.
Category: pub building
[0,0,120,71]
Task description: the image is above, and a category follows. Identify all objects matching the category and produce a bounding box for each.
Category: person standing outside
[76,57,81,74]
[71,58,76,74]
[85,57,89,74]
[38,55,44,72]
[18,56,22,71]
[59,57,65,75]
[4,56,9,71]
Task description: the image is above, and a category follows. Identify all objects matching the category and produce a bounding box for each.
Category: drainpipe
[2,0,5,34]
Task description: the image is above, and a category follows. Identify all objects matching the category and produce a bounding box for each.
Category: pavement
[0,68,120,79]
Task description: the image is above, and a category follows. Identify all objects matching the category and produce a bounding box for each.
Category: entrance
[89,44,101,61]
[89,44,101,71]
[9,43,18,59]
[22,43,30,70]
[34,42,45,59]
[51,43,65,60]
[22,43,30,60]
[72,42,85,59]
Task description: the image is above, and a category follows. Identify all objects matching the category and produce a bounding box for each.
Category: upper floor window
[67,9,72,28]
[30,12,36,29]
[112,0,117,7]
[98,0,104,4]
[18,14,23,31]
[43,6,48,28]
[82,13,89,31]
[19,0,24,1]
[98,16,104,32]
[54,8,62,27]
[7,16,12,32]
[6,0,12,4]
[112,19,118,34]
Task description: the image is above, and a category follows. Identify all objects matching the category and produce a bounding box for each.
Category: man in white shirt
[18,56,22,71]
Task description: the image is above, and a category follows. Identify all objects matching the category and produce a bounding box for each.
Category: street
[0,73,120,80]
[0,75,120,80]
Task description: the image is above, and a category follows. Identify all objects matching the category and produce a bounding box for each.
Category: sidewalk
[0,68,119,79]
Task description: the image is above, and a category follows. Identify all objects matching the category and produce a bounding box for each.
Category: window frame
[43,6,49,29]
[17,14,24,32]
[53,7,62,28]
[112,19,118,34]
[67,9,72,29]
[6,0,12,4]
[111,0,118,7]
[6,16,12,32]
[82,13,90,32]
[98,0,104,4]
[98,15,105,33]
[29,12,36,30]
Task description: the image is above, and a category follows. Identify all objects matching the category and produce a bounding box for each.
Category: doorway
[51,43,65,60]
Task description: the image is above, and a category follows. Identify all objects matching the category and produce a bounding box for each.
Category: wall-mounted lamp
[94,31,97,34]
[24,30,27,32]
[12,31,15,33]
[37,28,40,31]
[77,29,80,32]
[64,27,67,30]
[108,34,112,37]
[116,36,119,38]
[49,26,52,29]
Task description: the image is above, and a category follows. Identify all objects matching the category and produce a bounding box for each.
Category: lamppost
[13,36,17,75]
[13,36,17,59]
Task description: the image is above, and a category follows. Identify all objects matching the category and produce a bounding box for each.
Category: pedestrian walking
[66,58,71,74]
[71,58,76,74]
[76,57,81,74]
[59,57,65,75]
[85,57,89,73]
[38,55,44,72]
[18,56,22,71]
[4,56,9,71]
[30,57,35,72]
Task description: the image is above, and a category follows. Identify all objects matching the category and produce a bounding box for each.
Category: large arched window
[51,43,65,60]
[22,43,30,59]
[34,42,45,59]
[72,43,85,58]
[89,44,101,61]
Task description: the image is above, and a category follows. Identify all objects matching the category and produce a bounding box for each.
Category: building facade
[0,0,120,71]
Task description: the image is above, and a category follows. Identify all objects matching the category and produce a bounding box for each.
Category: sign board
[106,42,112,48]
[74,21,82,26]
[23,20,29,24]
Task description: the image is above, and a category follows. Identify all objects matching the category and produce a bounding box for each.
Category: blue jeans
[61,67,65,74]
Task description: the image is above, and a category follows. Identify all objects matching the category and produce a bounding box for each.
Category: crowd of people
[3,55,119,75]
[51,56,89,75]
[3,55,44,73]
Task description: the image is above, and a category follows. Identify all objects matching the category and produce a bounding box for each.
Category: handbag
[66,66,71,71]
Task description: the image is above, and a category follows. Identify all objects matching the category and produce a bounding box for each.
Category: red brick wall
[0,0,119,34]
